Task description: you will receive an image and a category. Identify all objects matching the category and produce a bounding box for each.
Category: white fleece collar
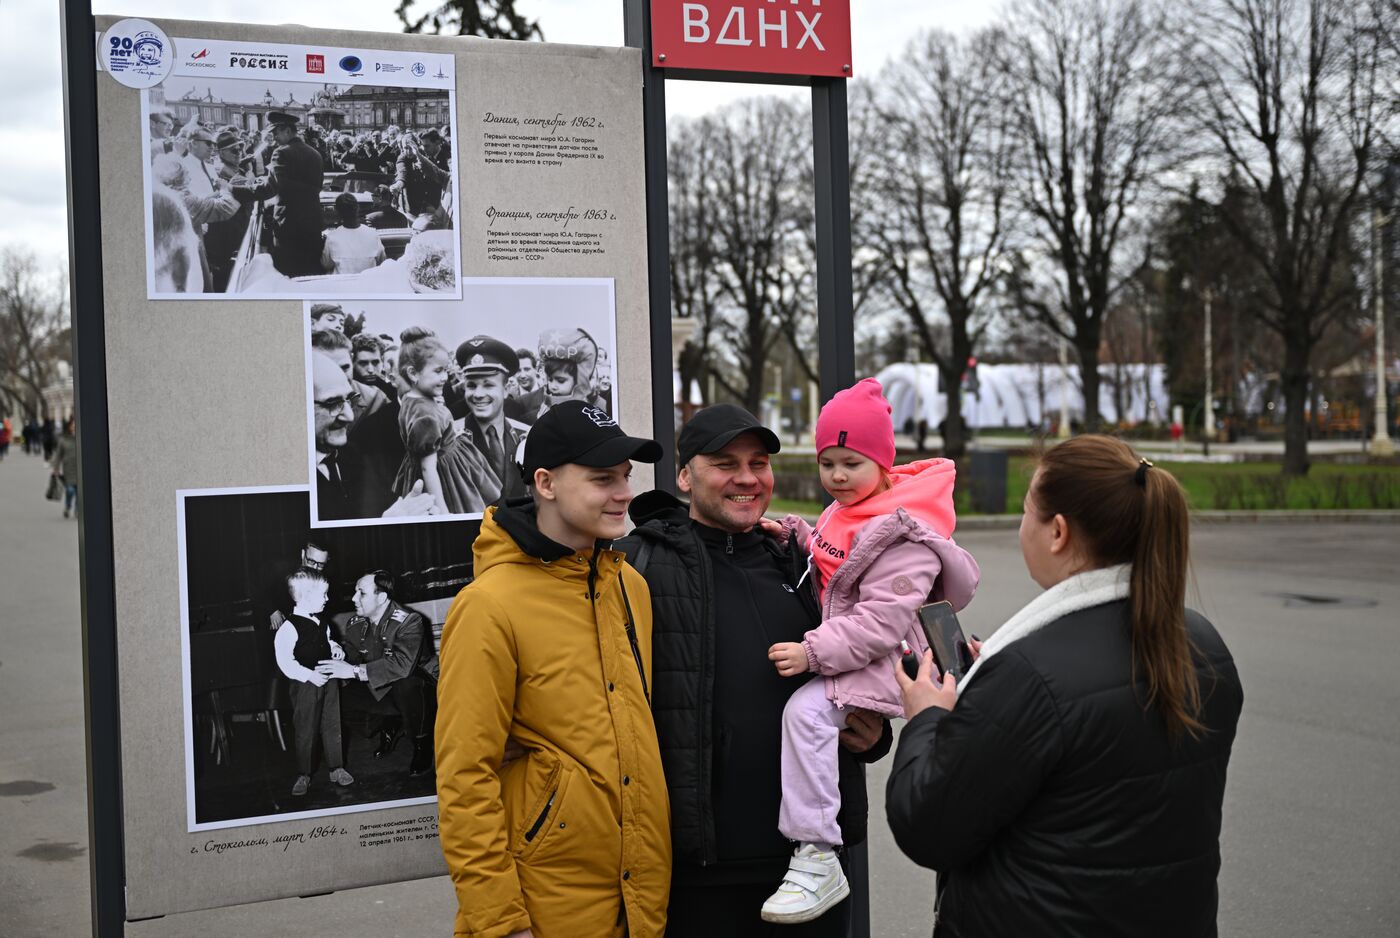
[958,564,1131,696]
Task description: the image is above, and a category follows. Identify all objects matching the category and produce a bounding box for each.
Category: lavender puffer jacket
[785,509,981,718]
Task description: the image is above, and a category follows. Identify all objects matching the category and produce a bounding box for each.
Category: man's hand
[768,642,809,677]
[383,479,434,517]
[894,649,957,720]
[316,660,357,680]
[838,709,883,754]
[304,670,329,688]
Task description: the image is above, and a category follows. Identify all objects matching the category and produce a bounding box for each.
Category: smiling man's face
[680,433,774,533]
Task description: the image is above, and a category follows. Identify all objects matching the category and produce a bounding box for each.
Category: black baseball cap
[677,404,781,465]
[523,400,662,476]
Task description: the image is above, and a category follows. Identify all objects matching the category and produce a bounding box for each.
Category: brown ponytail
[1033,435,1205,741]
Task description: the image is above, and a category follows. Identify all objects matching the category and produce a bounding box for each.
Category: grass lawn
[769,458,1400,517]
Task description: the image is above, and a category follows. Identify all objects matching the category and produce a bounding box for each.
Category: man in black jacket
[618,405,890,937]
[234,111,323,276]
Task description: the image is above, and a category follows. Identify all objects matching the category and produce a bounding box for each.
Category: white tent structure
[876,362,1170,430]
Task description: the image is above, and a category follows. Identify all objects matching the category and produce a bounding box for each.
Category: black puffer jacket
[886,600,1243,937]
[618,491,891,869]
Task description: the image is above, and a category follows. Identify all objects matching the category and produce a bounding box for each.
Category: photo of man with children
[144,76,459,299]
[302,279,618,527]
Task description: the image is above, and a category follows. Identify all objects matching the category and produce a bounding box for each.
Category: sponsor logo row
[184,47,443,79]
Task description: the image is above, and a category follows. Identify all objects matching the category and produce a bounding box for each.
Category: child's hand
[768,642,809,677]
[757,517,785,539]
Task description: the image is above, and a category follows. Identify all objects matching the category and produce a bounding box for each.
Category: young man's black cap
[523,400,662,476]
[676,404,781,466]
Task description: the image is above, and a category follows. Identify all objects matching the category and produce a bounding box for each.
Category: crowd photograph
[301,279,618,527]
[178,486,473,829]
[143,77,460,299]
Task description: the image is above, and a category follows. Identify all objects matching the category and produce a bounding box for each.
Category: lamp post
[1203,289,1214,458]
[1373,203,1395,457]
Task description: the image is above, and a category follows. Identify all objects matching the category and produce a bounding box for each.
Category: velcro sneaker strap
[789,857,831,876]
[781,869,822,892]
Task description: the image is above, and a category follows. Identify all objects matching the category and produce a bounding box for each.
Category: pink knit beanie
[815,378,895,470]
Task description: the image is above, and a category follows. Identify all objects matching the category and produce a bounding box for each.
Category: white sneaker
[760,843,849,924]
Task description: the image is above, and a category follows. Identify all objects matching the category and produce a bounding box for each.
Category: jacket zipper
[695,529,716,865]
[725,533,733,554]
[524,789,557,842]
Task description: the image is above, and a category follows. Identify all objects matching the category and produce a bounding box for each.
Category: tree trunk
[1280,334,1311,476]
[1075,334,1103,432]
[942,370,967,461]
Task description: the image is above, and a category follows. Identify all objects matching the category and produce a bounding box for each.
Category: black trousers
[289,679,343,776]
[665,877,851,938]
[340,673,431,740]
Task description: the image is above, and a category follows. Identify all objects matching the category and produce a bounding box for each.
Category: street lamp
[1203,288,1214,458]
[1371,160,1397,457]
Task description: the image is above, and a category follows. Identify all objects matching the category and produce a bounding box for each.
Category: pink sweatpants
[777,676,847,847]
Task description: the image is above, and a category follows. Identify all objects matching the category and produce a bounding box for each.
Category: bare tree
[703,98,812,414]
[998,0,1190,431]
[1189,0,1386,474]
[864,29,1013,458]
[396,0,543,38]
[0,248,69,420]
[668,117,726,406]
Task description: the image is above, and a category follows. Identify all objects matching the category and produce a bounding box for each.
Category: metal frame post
[60,1,127,935]
[626,0,678,490]
[812,77,856,404]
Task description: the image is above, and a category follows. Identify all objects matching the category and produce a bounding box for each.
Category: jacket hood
[627,489,691,528]
[819,457,958,539]
[474,497,575,576]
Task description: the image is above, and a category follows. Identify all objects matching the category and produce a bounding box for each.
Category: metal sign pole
[60,1,128,935]
[625,0,678,491]
[812,76,856,404]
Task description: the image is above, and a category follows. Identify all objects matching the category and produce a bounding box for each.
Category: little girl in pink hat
[759,377,981,924]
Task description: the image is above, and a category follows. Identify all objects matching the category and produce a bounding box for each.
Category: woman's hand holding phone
[894,649,958,719]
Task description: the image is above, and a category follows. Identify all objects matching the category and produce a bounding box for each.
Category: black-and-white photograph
[178,485,476,831]
[302,278,619,527]
[143,68,460,299]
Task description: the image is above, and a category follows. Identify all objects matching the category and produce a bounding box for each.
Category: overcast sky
[3,0,996,267]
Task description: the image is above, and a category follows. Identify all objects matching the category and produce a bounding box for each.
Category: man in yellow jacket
[436,400,671,938]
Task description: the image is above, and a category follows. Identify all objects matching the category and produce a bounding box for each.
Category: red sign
[306,54,325,74]
[650,0,852,78]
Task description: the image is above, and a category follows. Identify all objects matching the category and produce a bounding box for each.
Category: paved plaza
[1,451,1397,936]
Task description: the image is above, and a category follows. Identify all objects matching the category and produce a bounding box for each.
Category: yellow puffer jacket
[436,503,670,938]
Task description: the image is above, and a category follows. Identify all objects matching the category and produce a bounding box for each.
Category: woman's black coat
[886,599,1243,937]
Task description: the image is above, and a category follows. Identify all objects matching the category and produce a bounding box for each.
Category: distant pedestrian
[41,418,56,461]
[51,419,79,518]
[0,415,11,461]
[887,435,1243,938]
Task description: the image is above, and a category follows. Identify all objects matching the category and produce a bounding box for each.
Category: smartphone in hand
[918,601,973,681]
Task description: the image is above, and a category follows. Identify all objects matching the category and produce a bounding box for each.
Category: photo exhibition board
[91,14,653,918]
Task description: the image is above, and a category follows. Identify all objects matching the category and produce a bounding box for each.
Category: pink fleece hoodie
[784,458,981,718]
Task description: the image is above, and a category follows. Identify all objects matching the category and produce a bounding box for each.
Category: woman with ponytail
[886,435,1243,937]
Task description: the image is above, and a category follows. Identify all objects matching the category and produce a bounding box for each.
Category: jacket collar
[959,564,1131,695]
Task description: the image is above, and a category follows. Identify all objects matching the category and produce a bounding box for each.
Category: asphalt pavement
[2,450,1397,937]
